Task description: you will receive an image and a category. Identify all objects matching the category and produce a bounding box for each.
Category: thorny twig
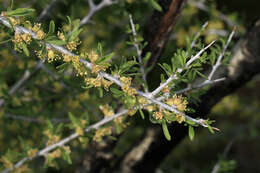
[129,14,148,93]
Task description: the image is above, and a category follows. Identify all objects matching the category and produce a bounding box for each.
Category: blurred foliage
[0,0,259,172]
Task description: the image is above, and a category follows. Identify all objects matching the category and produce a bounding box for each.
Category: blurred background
[0,0,260,172]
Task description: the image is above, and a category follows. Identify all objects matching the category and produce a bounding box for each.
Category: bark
[118,18,260,173]
[142,0,187,68]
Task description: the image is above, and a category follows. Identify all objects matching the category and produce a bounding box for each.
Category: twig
[4,113,70,123]
[80,0,116,26]
[37,0,58,21]
[0,15,212,128]
[0,60,44,109]
[150,40,215,97]
[129,14,148,93]
[208,30,235,80]
[190,21,208,49]
[175,77,226,94]
[211,139,235,173]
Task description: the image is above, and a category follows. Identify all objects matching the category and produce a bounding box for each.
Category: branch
[3,113,70,123]
[208,30,235,80]
[150,40,215,97]
[37,0,58,21]
[143,0,187,68]
[80,0,116,26]
[129,14,148,93]
[0,14,214,128]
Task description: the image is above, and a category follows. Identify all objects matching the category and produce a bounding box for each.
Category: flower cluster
[99,104,114,117]
[43,129,61,146]
[75,119,87,136]
[31,23,45,40]
[166,94,188,123]
[85,77,112,90]
[93,127,112,142]
[27,149,38,159]
[120,76,137,96]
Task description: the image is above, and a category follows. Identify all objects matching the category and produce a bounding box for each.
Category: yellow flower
[93,127,112,142]
[12,33,23,44]
[66,41,78,51]
[63,54,72,62]
[0,156,13,169]
[48,50,55,62]
[120,76,132,86]
[32,23,42,32]
[102,78,113,91]
[128,109,136,116]
[9,17,19,26]
[27,149,38,158]
[62,146,71,154]
[85,77,102,87]
[88,50,99,63]
[176,114,185,123]
[57,31,65,41]
[99,104,114,117]
[36,30,45,40]
[21,33,32,44]
[48,149,62,159]
[153,111,164,120]
[76,127,84,136]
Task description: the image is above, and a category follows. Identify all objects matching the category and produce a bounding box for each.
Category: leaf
[68,112,80,126]
[6,8,35,16]
[62,149,72,164]
[98,87,103,98]
[139,109,145,119]
[110,87,123,98]
[96,52,114,64]
[162,120,171,141]
[22,42,29,56]
[195,70,208,80]
[120,60,137,74]
[150,0,162,12]
[69,28,83,41]
[56,63,70,73]
[188,126,195,141]
[48,20,55,35]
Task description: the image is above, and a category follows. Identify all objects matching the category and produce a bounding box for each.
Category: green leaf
[195,70,208,80]
[139,109,145,119]
[68,112,80,126]
[162,120,171,141]
[98,87,103,98]
[22,42,29,56]
[62,149,72,164]
[97,43,103,56]
[188,126,195,141]
[6,8,35,16]
[119,60,137,74]
[150,0,162,12]
[110,87,123,98]
[69,28,83,41]
[96,52,114,64]
[48,20,55,35]
[56,63,70,73]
